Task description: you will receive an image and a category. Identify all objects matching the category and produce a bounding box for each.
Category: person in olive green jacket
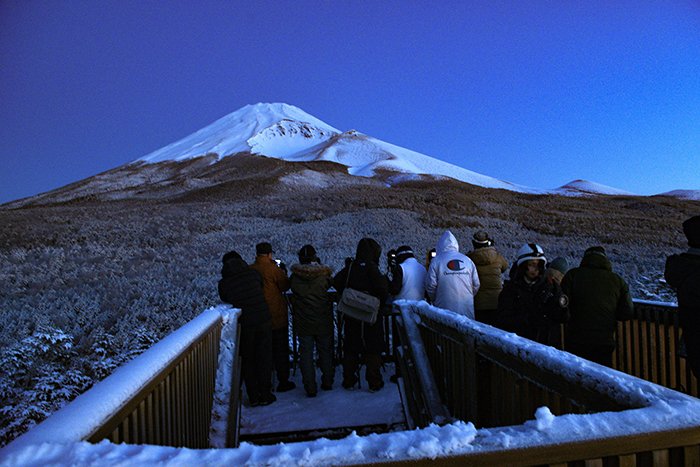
[289,244,335,397]
[467,230,508,325]
[561,246,634,367]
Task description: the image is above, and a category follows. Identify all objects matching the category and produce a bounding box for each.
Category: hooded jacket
[561,251,633,348]
[250,256,291,330]
[218,256,271,328]
[467,246,508,311]
[425,231,480,318]
[289,262,334,336]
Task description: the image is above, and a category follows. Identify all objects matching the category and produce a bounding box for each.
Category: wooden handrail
[3,306,240,452]
[393,306,451,428]
[389,301,700,465]
[613,300,698,398]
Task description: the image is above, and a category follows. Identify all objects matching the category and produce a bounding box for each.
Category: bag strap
[344,260,354,290]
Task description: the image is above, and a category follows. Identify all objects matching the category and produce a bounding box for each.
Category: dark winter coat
[467,246,509,311]
[250,257,291,330]
[496,270,569,348]
[665,249,700,376]
[561,251,634,349]
[333,238,389,354]
[290,262,334,336]
[218,256,272,328]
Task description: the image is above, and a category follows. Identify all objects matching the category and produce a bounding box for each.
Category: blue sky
[1,1,699,203]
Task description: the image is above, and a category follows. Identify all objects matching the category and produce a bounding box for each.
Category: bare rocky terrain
[0,154,697,444]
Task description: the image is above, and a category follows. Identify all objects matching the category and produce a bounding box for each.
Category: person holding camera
[333,238,389,392]
[251,242,295,392]
[496,243,569,349]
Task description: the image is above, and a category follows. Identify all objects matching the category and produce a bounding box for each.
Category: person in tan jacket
[250,242,295,392]
[467,230,508,325]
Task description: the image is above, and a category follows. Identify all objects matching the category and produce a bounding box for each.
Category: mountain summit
[138,103,340,163]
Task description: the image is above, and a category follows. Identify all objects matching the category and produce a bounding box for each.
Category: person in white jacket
[425,230,480,318]
[388,245,427,301]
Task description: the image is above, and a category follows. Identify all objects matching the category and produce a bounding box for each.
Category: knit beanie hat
[472,230,493,249]
[584,246,606,257]
[548,257,569,274]
[395,245,415,263]
[683,215,700,248]
[298,244,318,264]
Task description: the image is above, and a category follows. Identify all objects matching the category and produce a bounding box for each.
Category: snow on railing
[1,305,238,457]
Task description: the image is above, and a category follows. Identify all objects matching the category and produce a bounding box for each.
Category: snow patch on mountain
[658,189,700,200]
[554,179,636,196]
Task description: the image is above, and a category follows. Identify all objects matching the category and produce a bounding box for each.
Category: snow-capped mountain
[136,103,529,192]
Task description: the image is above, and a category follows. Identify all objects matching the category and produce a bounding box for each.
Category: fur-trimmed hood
[290,262,333,279]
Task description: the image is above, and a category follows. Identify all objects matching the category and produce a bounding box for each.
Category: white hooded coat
[425,231,480,318]
[395,257,427,301]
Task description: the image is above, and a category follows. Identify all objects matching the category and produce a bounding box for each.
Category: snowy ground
[241,364,405,437]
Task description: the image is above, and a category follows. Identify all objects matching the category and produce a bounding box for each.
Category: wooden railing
[87,321,222,447]
[614,299,698,398]
[2,306,241,453]
[390,301,700,465]
[392,307,451,429]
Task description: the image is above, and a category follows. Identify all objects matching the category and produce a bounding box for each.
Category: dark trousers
[342,317,385,388]
[240,321,273,403]
[272,325,291,384]
[298,333,334,392]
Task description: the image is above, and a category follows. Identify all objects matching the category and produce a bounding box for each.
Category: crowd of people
[218,215,700,407]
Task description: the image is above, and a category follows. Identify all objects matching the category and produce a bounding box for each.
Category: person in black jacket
[666,215,700,378]
[496,244,569,348]
[334,238,389,392]
[218,250,275,406]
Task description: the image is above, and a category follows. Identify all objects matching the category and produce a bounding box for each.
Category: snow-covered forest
[0,162,696,446]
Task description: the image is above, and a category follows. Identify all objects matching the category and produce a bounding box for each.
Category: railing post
[397,304,451,426]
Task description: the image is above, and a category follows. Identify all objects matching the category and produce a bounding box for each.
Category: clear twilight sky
[1,1,699,204]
